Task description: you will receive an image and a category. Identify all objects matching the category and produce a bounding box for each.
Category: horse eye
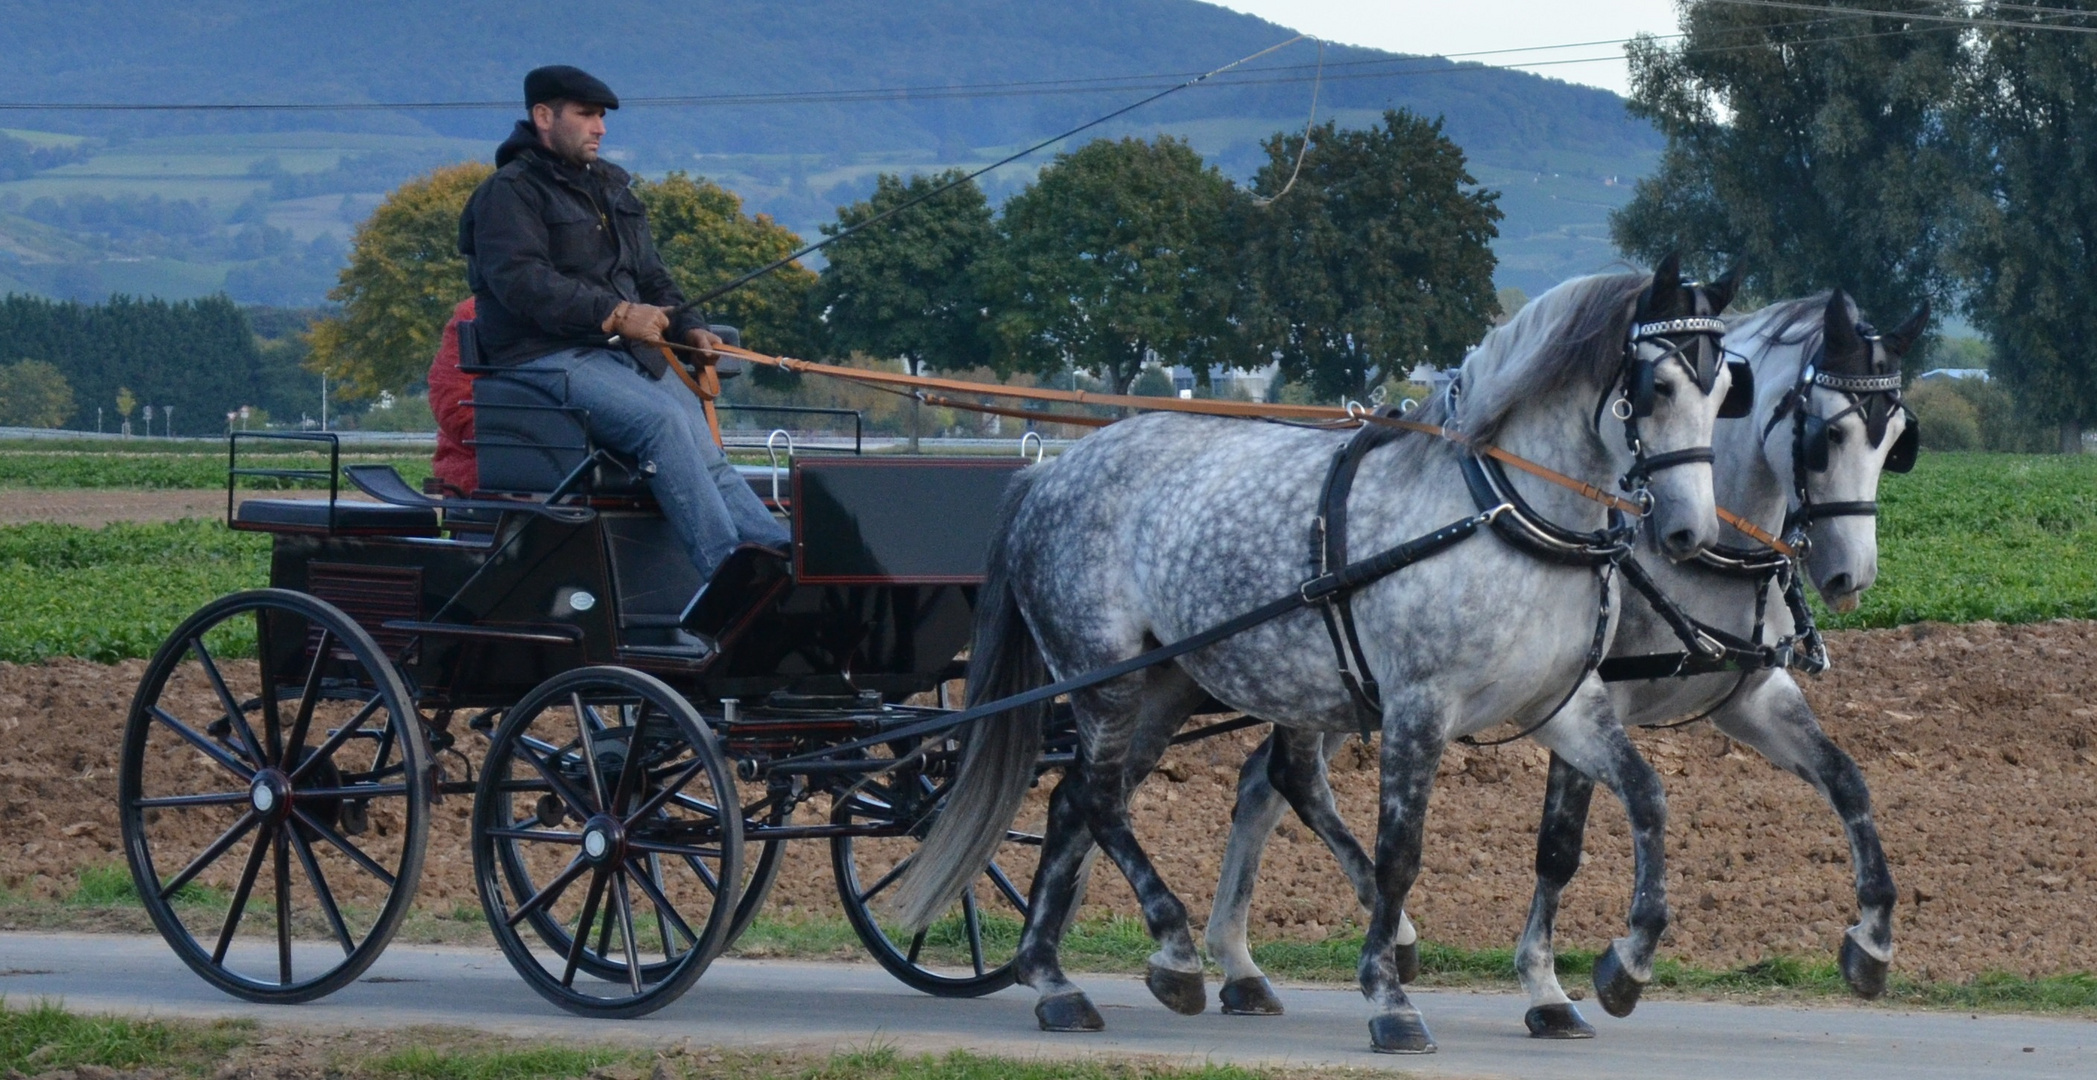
[1655,380,1676,398]
[1827,427,1847,445]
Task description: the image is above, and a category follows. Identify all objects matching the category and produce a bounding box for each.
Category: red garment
[427,297,479,493]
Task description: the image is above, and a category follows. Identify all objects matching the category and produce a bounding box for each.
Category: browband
[1811,370,1902,394]
[1630,317,1729,341]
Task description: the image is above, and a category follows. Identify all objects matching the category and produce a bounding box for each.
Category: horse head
[1617,252,1746,562]
[1765,290,1929,611]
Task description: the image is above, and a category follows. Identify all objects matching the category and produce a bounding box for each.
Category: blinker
[1717,360,1755,419]
[1885,409,1918,473]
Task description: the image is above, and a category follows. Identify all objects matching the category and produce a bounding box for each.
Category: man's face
[533,101,607,166]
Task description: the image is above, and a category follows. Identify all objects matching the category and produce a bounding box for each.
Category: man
[458,64,788,584]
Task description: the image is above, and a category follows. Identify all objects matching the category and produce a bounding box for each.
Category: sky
[1209,1,1683,97]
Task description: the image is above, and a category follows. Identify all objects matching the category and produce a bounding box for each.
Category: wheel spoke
[987,862,1029,914]
[149,707,254,781]
[517,737,596,820]
[645,854,679,960]
[213,821,274,965]
[504,855,590,928]
[273,825,293,984]
[191,636,268,769]
[622,757,707,824]
[282,628,332,769]
[572,693,608,811]
[159,810,260,900]
[561,868,609,989]
[291,807,395,888]
[857,854,914,905]
[287,696,384,782]
[624,857,698,951]
[482,827,583,845]
[963,889,985,976]
[287,827,354,956]
[681,852,721,896]
[608,704,648,815]
[905,928,927,965]
[135,791,251,809]
[612,871,643,995]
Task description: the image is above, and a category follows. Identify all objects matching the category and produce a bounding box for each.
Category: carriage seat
[233,497,440,536]
[469,375,653,497]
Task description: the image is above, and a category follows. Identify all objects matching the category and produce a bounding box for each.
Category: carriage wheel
[829,740,1039,997]
[474,666,741,1018]
[118,588,428,1003]
[724,808,788,950]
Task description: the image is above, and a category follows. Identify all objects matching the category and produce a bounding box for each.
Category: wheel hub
[249,769,293,822]
[580,815,625,867]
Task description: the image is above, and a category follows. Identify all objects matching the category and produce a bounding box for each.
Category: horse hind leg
[1208,732,1292,1016]
[1714,676,1898,998]
[1018,774,1108,1031]
[1516,752,1599,1038]
[1531,680,1670,1021]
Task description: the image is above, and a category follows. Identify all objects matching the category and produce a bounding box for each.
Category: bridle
[1761,326,1918,556]
[1607,315,1752,495]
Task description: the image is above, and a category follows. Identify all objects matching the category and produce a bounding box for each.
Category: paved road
[1,933,2088,1080]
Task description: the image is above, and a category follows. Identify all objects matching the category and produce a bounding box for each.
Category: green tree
[982,136,1249,395]
[1610,1,1964,336]
[0,359,75,427]
[1954,1,2097,452]
[813,170,994,451]
[635,172,819,358]
[115,385,135,429]
[1241,111,1502,401]
[307,162,490,400]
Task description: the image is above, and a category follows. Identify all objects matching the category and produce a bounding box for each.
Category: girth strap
[1310,418,1409,735]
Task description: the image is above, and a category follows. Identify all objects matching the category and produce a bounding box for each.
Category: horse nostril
[1825,572,1853,596]
[1664,528,1698,556]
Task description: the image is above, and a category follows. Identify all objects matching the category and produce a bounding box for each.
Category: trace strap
[760,510,1491,773]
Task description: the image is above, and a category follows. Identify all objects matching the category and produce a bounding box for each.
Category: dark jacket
[458,121,705,369]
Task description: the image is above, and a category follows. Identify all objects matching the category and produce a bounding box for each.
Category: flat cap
[525,65,619,110]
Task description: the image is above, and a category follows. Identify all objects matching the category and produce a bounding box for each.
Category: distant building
[1171,362,1277,400]
[1917,368,1990,382]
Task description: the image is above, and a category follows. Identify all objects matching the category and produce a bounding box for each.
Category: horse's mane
[1429,271,1648,442]
[1729,291,1878,378]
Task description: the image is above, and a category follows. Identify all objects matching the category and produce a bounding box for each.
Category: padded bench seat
[234,498,441,536]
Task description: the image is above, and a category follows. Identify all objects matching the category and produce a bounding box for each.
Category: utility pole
[321,374,329,432]
[96,407,102,434]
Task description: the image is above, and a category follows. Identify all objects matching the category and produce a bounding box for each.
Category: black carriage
[117,372,1057,1017]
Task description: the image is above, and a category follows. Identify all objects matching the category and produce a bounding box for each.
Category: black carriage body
[238,453,1023,711]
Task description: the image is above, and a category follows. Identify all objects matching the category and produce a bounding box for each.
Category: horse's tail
[887,468,1048,934]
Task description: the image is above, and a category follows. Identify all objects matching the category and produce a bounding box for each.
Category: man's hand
[685,326,724,359]
[603,301,673,343]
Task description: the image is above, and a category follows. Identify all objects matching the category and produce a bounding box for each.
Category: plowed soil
[5,620,2094,982]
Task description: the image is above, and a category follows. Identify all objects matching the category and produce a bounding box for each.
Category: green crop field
[0,451,2090,664]
[0,440,433,490]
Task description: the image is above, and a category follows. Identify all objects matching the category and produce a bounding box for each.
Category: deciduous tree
[813,171,994,450]
[306,162,490,399]
[1610,1,1964,336]
[635,172,819,358]
[0,359,75,428]
[1954,0,2097,452]
[982,136,1248,395]
[1241,111,1501,402]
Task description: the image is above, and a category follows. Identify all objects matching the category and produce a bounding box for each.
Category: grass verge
[0,1000,251,1075]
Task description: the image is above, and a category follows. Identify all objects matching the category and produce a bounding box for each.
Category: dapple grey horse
[888,261,1739,1053]
[1203,289,1927,1039]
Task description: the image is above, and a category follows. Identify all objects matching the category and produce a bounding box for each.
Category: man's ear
[530,102,555,133]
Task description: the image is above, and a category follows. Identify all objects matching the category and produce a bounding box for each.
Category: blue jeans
[512,347,788,579]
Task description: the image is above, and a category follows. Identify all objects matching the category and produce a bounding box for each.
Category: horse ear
[1705,262,1746,314]
[1647,251,1682,306]
[1823,290,1862,361]
[1882,301,1931,357]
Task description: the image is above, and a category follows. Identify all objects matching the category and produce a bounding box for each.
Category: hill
[0,0,1660,304]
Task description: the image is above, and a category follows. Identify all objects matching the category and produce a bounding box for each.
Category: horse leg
[1713,674,1898,997]
[1530,679,1670,1021]
[1079,680,1209,1015]
[1016,772,1108,1031]
[1514,752,1599,1038]
[1275,731,1403,965]
[1208,732,1292,1015]
[1361,702,1446,1054]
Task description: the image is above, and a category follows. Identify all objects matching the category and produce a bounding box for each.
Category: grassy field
[0,519,268,662]
[0,439,434,490]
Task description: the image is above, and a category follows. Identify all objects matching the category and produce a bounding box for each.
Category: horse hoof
[1525,1003,1597,1039]
[1592,946,1645,1018]
[1146,963,1207,1015]
[1368,1011,1437,1054]
[1840,935,1889,1000]
[1219,977,1284,1016]
[1036,992,1105,1032]
[1396,940,1422,985]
